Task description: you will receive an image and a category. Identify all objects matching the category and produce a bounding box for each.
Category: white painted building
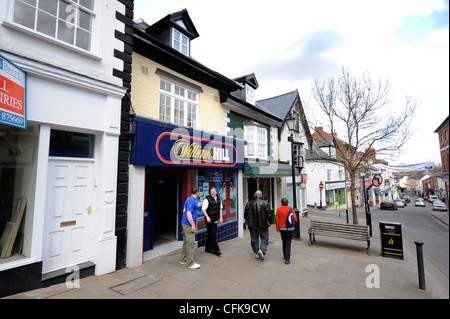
[304,141,347,210]
[0,0,130,297]
[258,90,312,215]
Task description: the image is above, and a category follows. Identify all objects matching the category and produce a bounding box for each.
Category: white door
[42,159,94,273]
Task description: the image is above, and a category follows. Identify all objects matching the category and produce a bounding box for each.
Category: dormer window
[172,28,189,56]
[245,84,255,105]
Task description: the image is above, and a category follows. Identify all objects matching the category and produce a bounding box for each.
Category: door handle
[86,206,92,215]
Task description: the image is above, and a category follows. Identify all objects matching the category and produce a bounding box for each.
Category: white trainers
[257,249,264,261]
[188,263,201,269]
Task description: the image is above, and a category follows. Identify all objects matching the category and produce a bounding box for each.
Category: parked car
[394,199,406,208]
[433,200,447,211]
[429,195,438,203]
[401,195,410,203]
[415,198,426,207]
[381,200,398,210]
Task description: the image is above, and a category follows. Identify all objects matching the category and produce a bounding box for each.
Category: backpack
[286,207,296,228]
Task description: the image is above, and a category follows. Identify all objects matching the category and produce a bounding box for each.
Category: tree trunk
[350,172,358,224]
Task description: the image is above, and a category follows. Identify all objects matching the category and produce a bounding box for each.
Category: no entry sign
[0,54,27,129]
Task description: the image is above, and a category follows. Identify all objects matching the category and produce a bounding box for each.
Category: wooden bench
[308,220,370,255]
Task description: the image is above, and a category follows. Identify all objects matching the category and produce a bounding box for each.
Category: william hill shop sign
[0,54,27,129]
[132,116,245,169]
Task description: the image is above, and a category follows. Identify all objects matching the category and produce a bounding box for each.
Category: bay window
[244,122,268,159]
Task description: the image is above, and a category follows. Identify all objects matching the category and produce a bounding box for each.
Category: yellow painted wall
[131,52,225,135]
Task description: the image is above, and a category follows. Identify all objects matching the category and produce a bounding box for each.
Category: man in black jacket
[244,190,272,261]
[202,187,223,256]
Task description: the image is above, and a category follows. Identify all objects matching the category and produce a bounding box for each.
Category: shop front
[325,181,347,209]
[0,53,125,297]
[126,116,245,267]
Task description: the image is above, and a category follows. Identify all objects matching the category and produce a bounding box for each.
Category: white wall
[305,161,344,207]
[0,0,125,87]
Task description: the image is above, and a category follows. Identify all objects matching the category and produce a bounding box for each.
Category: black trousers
[205,221,220,253]
[280,230,294,261]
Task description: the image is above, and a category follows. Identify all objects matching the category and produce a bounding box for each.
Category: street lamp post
[285,114,302,240]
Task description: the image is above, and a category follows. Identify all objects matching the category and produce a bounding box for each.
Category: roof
[233,73,259,90]
[146,9,200,40]
[133,22,241,93]
[257,90,313,148]
[257,90,298,120]
[434,115,449,133]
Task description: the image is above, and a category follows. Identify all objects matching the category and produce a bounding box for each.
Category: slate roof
[257,90,298,121]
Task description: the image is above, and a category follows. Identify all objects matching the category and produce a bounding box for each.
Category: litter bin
[379,221,404,260]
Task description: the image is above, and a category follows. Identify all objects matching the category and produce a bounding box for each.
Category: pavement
[3,208,449,301]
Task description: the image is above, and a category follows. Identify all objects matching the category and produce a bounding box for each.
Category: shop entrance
[144,168,179,251]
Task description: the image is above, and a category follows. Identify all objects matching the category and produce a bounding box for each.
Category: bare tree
[310,67,417,223]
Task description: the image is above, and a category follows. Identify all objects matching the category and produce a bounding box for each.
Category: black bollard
[414,241,426,290]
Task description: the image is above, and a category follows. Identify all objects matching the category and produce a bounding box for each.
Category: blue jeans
[249,227,269,254]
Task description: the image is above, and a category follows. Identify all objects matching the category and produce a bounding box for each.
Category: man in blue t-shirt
[180,187,201,269]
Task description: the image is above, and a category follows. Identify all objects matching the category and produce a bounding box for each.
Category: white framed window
[159,78,198,128]
[12,0,95,51]
[293,144,303,167]
[172,28,189,56]
[244,124,267,159]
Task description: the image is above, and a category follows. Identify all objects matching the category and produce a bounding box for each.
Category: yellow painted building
[125,11,245,267]
[131,52,226,136]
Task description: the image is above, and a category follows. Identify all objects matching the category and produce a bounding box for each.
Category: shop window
[13,0,95,51]
[0,124,39,264]
[49,129,94,158]
[196,169,237,231]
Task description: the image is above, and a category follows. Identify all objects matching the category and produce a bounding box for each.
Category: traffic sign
[319,182,324,190]
[372,174,383,187]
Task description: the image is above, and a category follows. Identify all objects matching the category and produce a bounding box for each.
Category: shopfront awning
[244,161,294,178]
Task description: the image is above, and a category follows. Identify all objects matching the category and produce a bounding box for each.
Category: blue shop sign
[132,116,245,169]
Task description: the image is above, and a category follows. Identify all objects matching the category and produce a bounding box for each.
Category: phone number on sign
[1,110,25,126]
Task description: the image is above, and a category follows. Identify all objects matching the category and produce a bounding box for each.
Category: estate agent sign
[0,54,27,129]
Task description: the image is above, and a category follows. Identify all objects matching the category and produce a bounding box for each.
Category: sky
[133,0,449,166]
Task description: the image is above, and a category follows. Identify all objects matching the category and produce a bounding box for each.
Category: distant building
[434,116,449,174]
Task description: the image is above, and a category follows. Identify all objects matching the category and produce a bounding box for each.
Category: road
[371,198,449,279]
[309,198,449,280]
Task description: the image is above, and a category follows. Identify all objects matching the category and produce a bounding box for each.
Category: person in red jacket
[276,197,297,264]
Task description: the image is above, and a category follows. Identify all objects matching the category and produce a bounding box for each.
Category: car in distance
[381,200,398,210]
[429,195,438,203]
[432,200,447,211]
[401,195,410,203]
[415,198,426,207]
[394,199,406,208]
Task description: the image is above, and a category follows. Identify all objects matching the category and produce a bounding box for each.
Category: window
[244,124,268,159]
[13,0,95,51]
[49,129,95,158]
[0,124,39,265]
[172,29,189,56]
[293,144,303,167]
[159,78,198,128]
[197,169,237,231]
